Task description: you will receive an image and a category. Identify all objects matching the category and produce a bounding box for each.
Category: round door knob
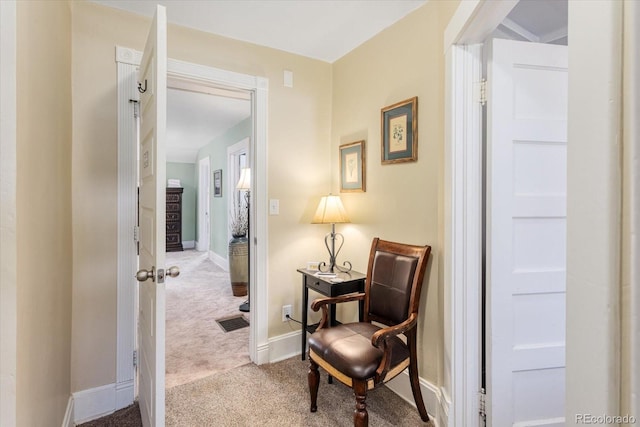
[136,267,155,282]
[166,266,180,278]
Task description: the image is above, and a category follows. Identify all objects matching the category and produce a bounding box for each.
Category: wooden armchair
[307,237,432,426]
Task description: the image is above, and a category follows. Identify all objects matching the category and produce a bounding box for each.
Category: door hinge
[129,99,140,118]
[133,225,139,243]
[479,388,487,423]
[133,350,138,368]
[479,79,487,106]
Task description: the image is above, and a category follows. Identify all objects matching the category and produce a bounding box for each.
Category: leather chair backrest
[368,250,419,326]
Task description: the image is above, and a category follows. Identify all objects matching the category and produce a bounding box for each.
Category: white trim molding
[209,250,228,271]
[62,397,74,427]
[386,371,447,427]
[115,51,139,413]
[443,42,483,427]
[268,330,301,363]
[115,45,270,408]
[443,1,517,425]
[72,380,134,425]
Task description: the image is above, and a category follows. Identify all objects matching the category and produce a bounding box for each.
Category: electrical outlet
[282,304,292,322]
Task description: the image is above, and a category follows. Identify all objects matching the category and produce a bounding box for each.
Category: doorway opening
[163,82,253,389]
[197,157,210,252]
[115,46,269,411]
[445,1,567,425]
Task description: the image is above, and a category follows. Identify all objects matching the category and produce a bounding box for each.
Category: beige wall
[331,0,459,384]
[16,1,73,425]
[70,1,332,391]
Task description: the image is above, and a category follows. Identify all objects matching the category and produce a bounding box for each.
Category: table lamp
[237,168,251,312]
[312,194,352,273]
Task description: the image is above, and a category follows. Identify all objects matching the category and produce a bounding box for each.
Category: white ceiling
[166,88,251,163]
[498,0,568,45]
[92,0,427,63]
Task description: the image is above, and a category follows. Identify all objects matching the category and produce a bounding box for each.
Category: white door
[486,38,568,427]
[198,157,210,252]
[136,5,168,427]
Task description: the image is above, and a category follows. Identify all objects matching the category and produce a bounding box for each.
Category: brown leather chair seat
[308,322,409,380]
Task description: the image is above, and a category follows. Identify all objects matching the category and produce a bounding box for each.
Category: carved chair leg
[408,331,429,422]
[353,380,369,427]
[308,358,320,413]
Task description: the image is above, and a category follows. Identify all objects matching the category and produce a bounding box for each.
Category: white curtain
[622,1,640,423]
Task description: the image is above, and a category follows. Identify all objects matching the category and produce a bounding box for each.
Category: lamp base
[239,301,250,312]
[319,226,352,273]
[318,260,352,273]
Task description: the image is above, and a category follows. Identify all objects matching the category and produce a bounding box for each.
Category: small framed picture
[213,169,222,197]
[381,96,418,164]
[339,140,366,193]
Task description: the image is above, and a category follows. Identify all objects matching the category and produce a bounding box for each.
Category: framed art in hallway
[381,96,418,164]
[339,140,365,192]
[213,169,222,197]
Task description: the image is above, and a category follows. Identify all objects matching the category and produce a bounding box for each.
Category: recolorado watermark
[576,414,637,424]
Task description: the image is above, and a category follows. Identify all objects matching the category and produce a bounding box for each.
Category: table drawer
[306,278,331,295]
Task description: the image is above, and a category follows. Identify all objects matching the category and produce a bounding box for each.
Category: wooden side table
[297,268,366,360]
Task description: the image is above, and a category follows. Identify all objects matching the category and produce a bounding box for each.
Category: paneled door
[486,38,568,427]
[136,5,168,426]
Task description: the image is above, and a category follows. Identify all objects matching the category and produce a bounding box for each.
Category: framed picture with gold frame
[339,140,365,193]
[381,96,418,164]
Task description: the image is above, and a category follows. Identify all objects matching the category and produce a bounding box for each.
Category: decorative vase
[228,235,248,297]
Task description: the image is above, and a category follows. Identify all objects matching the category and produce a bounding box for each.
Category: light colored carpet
[165,250,251,389]
[80,357,433,426]
[166,357,432,426]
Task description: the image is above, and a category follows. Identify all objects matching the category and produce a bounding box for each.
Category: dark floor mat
[78,403,141,427]
[215,315,249,332]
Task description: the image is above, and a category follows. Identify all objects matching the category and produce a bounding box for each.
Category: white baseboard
[386,371,445,427]
[62,396,74,427]
[439,388,451,427]
[73,384,115,424]
[209,250,228,271]
[115,380,135,411]
[182,240,195,249]
[268,330,302,363]
[256,342,270,365]
[72,380,134,425]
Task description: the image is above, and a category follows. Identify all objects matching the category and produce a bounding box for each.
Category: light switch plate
[283,70,293,88]
[269,199,279,215]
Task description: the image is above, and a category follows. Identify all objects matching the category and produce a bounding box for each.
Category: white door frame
[116,46,269,409]
[197,156,211,252]
[443,1,518,425]
[0,1,17,425]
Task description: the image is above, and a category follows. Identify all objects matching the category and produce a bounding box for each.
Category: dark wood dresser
[166,187,183,252]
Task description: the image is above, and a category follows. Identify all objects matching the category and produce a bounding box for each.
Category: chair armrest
[371,313,418,348]
[372,313,419,382]
[310,293,365,330]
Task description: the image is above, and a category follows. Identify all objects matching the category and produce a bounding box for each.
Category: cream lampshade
[312,194,352,273]
[236,168,251,190]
